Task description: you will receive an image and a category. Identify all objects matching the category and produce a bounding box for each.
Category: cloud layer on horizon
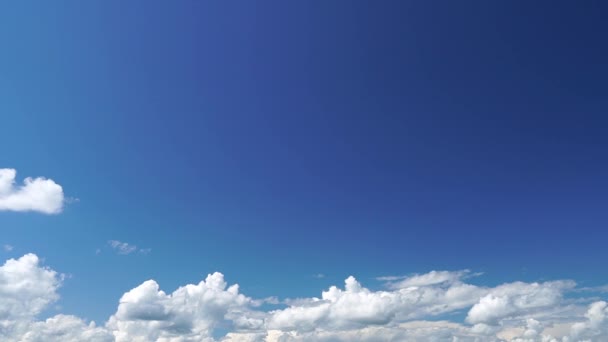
[0,168,64,214]
[0,253,607,342]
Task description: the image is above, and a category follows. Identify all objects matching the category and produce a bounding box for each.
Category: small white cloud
[314,273,325,279]
[138,248,151,255]
[0,168,65,214]
[3,244,13,252]
[108,240,150,256]
[65,197,80,204]
[107,240,137,255]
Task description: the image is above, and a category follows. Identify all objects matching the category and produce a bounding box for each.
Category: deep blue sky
[1,0,607,323]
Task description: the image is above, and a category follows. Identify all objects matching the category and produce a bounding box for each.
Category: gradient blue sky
[1,0,607,328]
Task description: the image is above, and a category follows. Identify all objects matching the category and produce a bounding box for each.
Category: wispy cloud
[107,240,138,255]
[3,244,13,252]
[575,284,608,293]
[107,240,151,255]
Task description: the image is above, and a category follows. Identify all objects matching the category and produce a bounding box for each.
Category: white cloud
[0,254,112,342]
[106,272,255,342]
[107,240,138,255]
[20,315,113,342]
[0,253,62,321]
[466,280,576,325]
[267,271,484,333]
[0,168,64,214]
[567,301,608,341]
[259,321,482,342]
[3,244,14,252]
[382,270,473,289]
[0,253,607,341]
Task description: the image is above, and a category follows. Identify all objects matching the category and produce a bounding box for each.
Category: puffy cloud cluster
[107,272,256,341]
[0,253,61,320]
[0,254,111,341]
[466,280,576,325]
[567,301,608,341]
[0,169,64,214]
[262,273,588,342]
[0,253,607,341]
[266,274,481,331]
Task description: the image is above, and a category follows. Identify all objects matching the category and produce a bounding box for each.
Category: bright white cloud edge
[1,253,607,342]
[0,168,65,214]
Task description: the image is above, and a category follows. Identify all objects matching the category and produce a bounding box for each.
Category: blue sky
[1,1,607,341]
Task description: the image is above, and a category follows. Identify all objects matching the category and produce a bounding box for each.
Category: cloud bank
[0,253,606,341]
[0,169,64,214]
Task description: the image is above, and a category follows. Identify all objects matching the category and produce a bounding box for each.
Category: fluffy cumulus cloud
[0,169,64,214]
[0,254,607,341]
[566,301,608,341]
[266,274,481,332]
[0,254,110,341]
[107,272,256,341]
[0,254,62,321]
